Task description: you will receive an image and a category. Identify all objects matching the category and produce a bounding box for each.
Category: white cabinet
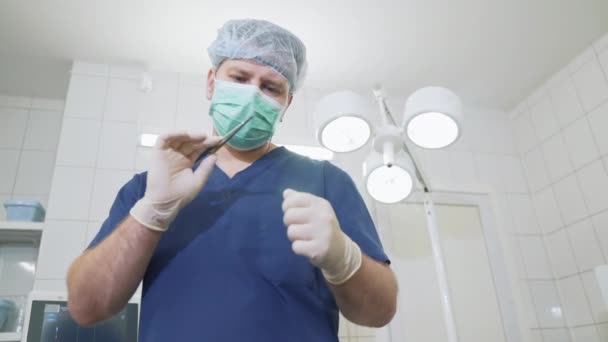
[0,221,42,340]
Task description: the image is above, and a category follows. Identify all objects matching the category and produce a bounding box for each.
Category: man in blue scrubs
[67,19,398,341]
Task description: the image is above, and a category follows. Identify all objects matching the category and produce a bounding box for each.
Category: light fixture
[363,151,415,204]
[402,87,463,149]
[313,91,375,153]
[315,85,464,342]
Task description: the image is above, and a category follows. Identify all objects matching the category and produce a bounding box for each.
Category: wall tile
[423,150,453,188]
[46,167,95,220]
[571,325,600,342]
[533,187,564,234]
[523,147,550,192]
[64,75,107,119]
[576,160,608,214]
[55,117,101,167]
[512,110,537,154]
[138,81,178,128]
[557,275,594,326]
[109,65,144,80]
[529,280,566,327]
[552,174,588,225]
[13,150,56,195]
[507,194,541,235]
[0,107,28,148]
[545,229,578,279]
[593,210,608,262]
[529,96,559,142]
[519,236,553,279]
[0,150,20,193]
[562,117,600,169]
[103,78,140,122]
[23,110,63,151]
[541,134,574,183]
[571,59,608,113]
[96,122,137,170]
[568,219,605,272]
[179,73,206,87]
[587,101,608,156]
[549,79,585,128]
[448,151,478,186]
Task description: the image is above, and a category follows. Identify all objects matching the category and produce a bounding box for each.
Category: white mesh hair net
[208,19,308,92]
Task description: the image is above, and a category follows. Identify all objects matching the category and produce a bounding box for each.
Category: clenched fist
[282,189,362,285]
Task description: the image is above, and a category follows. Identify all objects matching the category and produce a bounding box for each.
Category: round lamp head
[314,91,375,153]
[403,87,463,149]
[363,152,415,204]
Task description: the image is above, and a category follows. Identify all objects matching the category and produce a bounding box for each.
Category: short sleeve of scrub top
[321,162,389,264]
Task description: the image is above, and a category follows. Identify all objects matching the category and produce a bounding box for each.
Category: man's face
[206,59,293,108]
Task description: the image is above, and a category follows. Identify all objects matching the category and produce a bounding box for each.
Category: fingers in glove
[157,132,208,150]
[192,154,217,190]
[282,189,315,211]
[286,224,314,241]
[283,207,312,226]
[187,136,223,161]
[291,240,318,258]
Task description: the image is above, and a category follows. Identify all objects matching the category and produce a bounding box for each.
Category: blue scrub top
[88,147,389,342]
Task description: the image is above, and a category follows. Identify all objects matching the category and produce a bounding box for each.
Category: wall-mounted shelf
[0,332,22,342]
[0,221,44,244]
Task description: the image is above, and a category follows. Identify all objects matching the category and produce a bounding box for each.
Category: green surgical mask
[209,79,285,151]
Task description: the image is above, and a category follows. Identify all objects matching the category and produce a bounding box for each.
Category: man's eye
[231,75,246,82]
[264,86,279,94]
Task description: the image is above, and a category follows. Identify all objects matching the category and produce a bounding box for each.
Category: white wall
[509,31,608,342]
[0,95,64,220]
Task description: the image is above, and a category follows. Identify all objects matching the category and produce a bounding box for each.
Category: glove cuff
[322,234,363,285]
[129,197,180,232]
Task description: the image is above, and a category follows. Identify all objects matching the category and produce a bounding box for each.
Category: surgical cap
[208,19,308,92]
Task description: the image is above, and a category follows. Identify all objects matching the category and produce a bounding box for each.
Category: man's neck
[215,142,276,164]
[211,129,277,177]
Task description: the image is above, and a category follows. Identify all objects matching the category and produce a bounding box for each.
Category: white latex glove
[282,188,362,285]
[130,132,221,232]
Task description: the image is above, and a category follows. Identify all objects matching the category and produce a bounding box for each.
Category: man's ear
[206,68,215,101]
[279,94,294,122]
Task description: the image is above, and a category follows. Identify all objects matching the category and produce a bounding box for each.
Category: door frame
[373,189,523,342]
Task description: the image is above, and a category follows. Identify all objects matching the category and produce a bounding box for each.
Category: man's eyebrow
[261,75,288,89]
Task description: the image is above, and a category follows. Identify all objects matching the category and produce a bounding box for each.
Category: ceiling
[1,0,607,109]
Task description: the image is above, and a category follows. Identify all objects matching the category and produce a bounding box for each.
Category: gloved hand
[130,132,221,232]
[282,189,362,285]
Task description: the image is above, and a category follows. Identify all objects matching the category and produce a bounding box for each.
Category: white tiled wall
[0,95,64,220]
[509,30,608,340]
